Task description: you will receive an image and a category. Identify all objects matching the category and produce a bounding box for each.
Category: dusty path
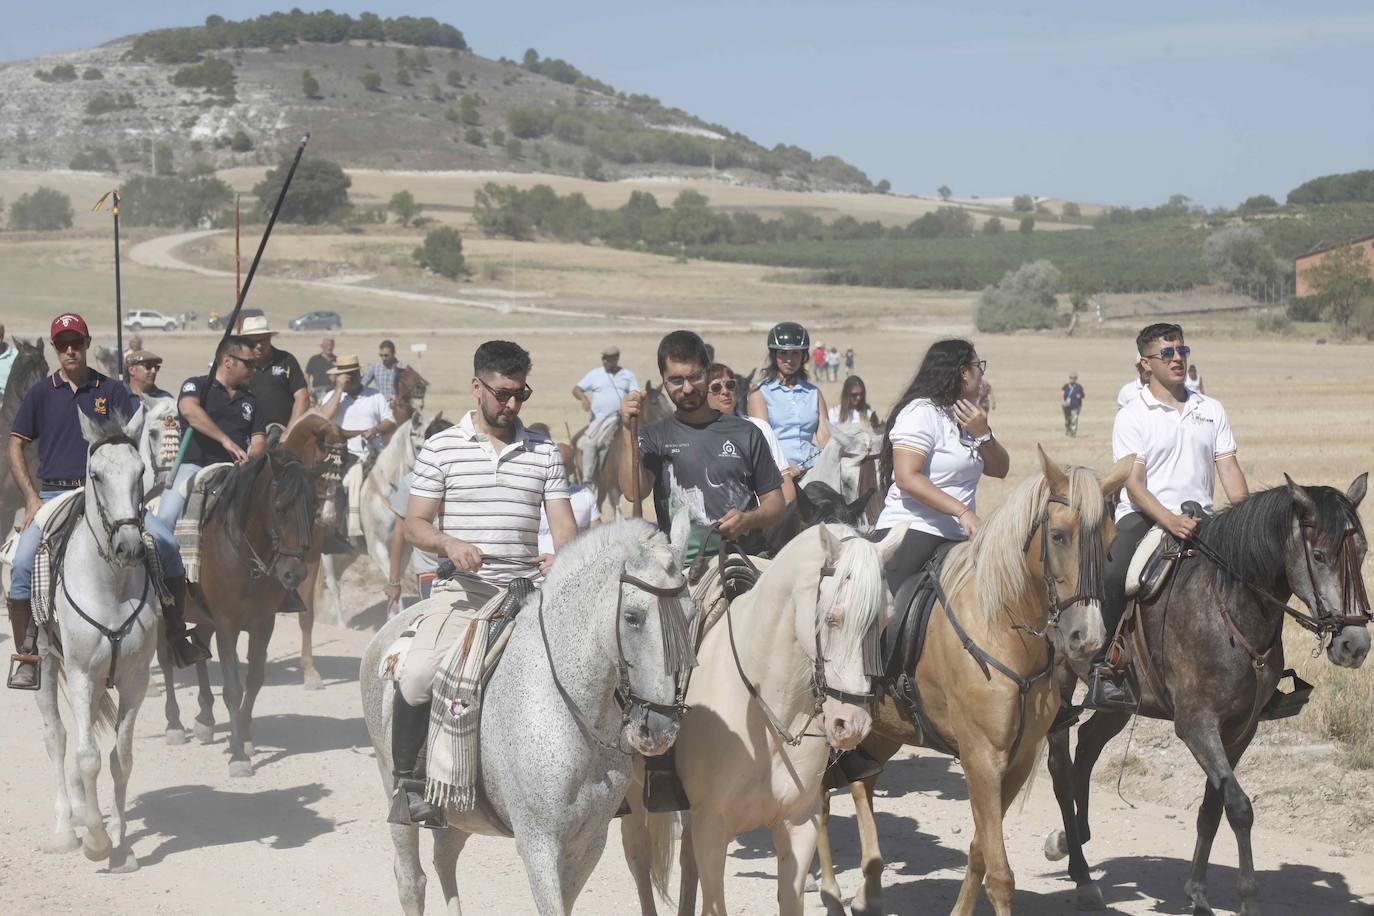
[2,595,1372,915]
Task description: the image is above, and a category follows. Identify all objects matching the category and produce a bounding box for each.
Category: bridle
[1018,493,1103,637]
[243,456,315,580]
[84,433,146,566]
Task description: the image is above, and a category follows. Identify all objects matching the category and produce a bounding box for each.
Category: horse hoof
[228,759,253,778]
[44,833,81,854]
[1045,829,1069,861]
[108,850,141,874]
[165,727,188,746]
[83,833,113,862]
[194,721,214,744]
[1075,884,1106,911]
[303,670,323,691]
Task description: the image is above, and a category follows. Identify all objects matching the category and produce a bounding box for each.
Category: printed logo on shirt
[718,439,741,459]
[241,402,254,421]
[271,365,288,377]
[93,397,108,415]
[181,381,198,394]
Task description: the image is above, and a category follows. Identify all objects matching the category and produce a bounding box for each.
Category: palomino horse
[1045,474,1371,915]
[360,514,695,915]
[624,522,909,916]
[24,409,156,871]
[158,444,317,775]
[816,449,1133,916]
[1,337,49,526]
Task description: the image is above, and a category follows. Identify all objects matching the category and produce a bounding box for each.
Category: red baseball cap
[50,313,91,341]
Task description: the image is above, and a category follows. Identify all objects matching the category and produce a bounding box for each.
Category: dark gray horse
[1,338,49,528]
[1046,474,1370,915]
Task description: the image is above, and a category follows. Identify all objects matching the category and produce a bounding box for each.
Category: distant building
[1295,234,1374,297]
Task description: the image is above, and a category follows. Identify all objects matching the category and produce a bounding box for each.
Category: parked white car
[122,309,178,332]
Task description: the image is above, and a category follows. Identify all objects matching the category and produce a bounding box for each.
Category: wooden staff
[629,412,643,519]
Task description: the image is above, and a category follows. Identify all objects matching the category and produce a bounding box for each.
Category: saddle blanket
[344,462,364,538]
[174,463,234,583]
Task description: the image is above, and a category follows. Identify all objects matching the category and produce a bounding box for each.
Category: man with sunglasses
[125,350,172,402]
[8,314,205,689]
[317,354,396,465]
[1085,322,1250,710]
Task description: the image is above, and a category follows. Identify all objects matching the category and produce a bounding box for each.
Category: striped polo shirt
[410,410,569,585]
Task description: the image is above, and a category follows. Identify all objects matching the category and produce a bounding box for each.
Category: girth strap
[60,572,151,689]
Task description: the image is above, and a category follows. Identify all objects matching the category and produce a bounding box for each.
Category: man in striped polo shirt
[391,340,577,827]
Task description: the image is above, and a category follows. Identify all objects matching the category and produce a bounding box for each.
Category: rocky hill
[0,12,875,192]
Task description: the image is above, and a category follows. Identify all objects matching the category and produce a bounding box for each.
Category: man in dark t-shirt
[242,316,307,428]
[305,336,336,403]
[618,330,783,564]
[1061,372,1085,437]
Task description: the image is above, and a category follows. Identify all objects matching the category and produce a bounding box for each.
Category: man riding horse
[573,344,638,487]
[8,313,206,690]
[390,340,577,828]
[1086,322,1250,709]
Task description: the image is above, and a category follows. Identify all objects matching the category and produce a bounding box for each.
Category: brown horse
[816,450,1133,916]
[158,445,318,776]
[576,381,672,518]
[1,337,48,527]
[389,365,428,435]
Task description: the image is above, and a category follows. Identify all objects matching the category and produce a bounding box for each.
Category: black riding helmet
[767,321,810,351]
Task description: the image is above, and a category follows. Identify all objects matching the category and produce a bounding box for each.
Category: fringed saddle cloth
[174,463,234,583]
[343,462,365,538]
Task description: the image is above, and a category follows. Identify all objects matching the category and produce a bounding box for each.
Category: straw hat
[326,354,362,376]
[240,315,277,337]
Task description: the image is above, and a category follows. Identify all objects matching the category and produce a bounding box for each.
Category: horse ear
[1285,474,1317,522]
[1038,445,1069,496]
[76,407,100,445]
[877,523,907,566]
[848,487,875,517]
[795,482,817,522]
[1347,472,1368,508]
[121,404,146,443]
[668,497,692,570]
[1099,454,1134,498]
[817,522,842,563]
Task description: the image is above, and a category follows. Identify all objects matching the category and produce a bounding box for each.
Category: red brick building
[1295,234,1374,297]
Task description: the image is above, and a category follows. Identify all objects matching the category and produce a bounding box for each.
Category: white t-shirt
[538,485,597,554]
[1112,388,1237,522]
[1185,375,1203,393]
[746,416,788,473]
[321,387,396,459]
[876,399,983,538]
[828,405,877,426]
[1116,378,1146,409]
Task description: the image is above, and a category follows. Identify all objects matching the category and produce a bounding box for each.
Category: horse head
[796,481,875,533]
[281,412,348,529]
[77,407,148,568]
[137,396,178,492]
[1285,472,1370,668]
[260,449,318,590]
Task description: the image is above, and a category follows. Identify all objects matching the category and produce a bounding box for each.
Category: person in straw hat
[240,314,308,430]
[318,354,396,464]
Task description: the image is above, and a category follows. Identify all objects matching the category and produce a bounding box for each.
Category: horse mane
[207,449,314,536]
[941,465,1107,621]
[544,519,673,589]
[2,338,48,417]
[1194,483,1361,588]
[823,524,887,670]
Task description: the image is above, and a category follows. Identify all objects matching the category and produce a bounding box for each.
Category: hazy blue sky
[5,1,1371,207]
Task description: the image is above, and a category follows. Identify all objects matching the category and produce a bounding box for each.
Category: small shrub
[446,68,463,88]
[1019,216,1035,234]
[491,128,506,147]
[85,91,138,115]
[9,187,74,231]
[1012,193,1034,212]
[1062,201,1082,218]
[82,67,104,81]
[413,226,467,279]
[154,142,174,176]
[1254,311,1294,335]
[505,137,523,159]
[444,107,460,123]
[360,70,383,92]
[388,190,421,227]
[302,69,320,99]
[875,179,891,194]
[464,127,484,146]
[982,216,1004,236]
[1287,295,1323,322]
[974,259,1061,333]
[395,66,413,87]
[582,154,605,181]
[229,130,254,153]
[69,146,118,172]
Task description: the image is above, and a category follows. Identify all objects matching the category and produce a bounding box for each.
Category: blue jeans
[10,488,183,600]
[155,464,201,528]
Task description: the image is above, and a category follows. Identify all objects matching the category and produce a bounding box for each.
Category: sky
[4,1,1372,207]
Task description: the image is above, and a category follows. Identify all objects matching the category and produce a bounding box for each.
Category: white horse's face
[614,545,691,756]
[80,410,148,568]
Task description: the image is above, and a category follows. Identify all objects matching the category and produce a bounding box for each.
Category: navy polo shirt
[10,369,141,481]
[178,374,267,465]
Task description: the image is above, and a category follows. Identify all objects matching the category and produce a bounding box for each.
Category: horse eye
[623,611,644,629]
[1051,530,1067,545]
[1313,550,1327,564]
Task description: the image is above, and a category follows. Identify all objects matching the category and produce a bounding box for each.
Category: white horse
[360,514,695,915]
[25,408,158,871]
[802,421,880,505]
[136,395,178,495]
[623,522,906,916]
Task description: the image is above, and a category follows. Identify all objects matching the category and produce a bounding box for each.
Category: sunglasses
[708,379,738,394]
[227,354,258,370]
[53,337,87,353]
[1145,346,1191,361]
[480,377,533,403]
[967,359,987,373]
[663,371,705,389]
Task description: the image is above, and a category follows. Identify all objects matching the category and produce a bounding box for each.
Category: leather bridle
[84,433,146,566]
[1020,493,1104,635]
[244,457,315,580]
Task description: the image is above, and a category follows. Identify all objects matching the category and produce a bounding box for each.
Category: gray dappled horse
[1046,474,1371,916]
[360,515,694,915]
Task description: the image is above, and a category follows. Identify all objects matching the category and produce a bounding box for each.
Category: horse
[815,449,1133,916]
[389,365,429,434]
[22,408,157,870]
[157,443,318,775]
[802,420,881,507]
[740,479,875,559]
[1,337,49,527]
[1043,474,1371,915]
[358,407,429,581]
[624,522,909,916]
[136,395,179,496]
[583,382,673,519]
[360,513,696,915]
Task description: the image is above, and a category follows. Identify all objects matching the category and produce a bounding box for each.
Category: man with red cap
[7,313,207,690]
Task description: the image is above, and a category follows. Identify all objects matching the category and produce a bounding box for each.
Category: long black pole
[113,191,124,381]
[167,132,310,480]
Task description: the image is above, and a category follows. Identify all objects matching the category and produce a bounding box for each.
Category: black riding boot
[643,747,691,812]
[7,598,40,690]
[389,694,445,828]
[823,746,883,791]
[163,577,212,667]
[1082,513,1150,711]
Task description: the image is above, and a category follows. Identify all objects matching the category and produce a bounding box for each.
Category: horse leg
[238,615,275,758]
[431,826,470,916]
[65,667,113,862]
[157,619,187,744]
[390,823,427,916]
[689,811,731,916]
[36,653,80,852]
[192,647,215,744]
[107,662,151,873]
[619,773,660,916]
[214,625,252,777]
[774,816,820,916]
[815,789,844,911]
[299,561,323,690]
[1179,719,1259,916]
[1071,709,1131,846]
[515,832,574,916]
[677,816,698,916]
[1046,721,1104,910]
[320,554,344,625]
[851,774,885,916]
[952,753,1015,916]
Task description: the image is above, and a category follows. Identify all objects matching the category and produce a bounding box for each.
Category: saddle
[880,542,959,756]
[0,489,87,626]
[175,463,235,583]
[1124,526,1185,602]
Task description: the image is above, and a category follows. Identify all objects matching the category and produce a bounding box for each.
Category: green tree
[875,179,891,194]
[1012,194,1034,212]
[982,216,1005,236]
[118,174,233,228]
[464,127,484,146]
[302,68,320,98]
[8,186,74,231]
[1019,216,1035,234]
[1303,244,1374,338]
[505,137,523,159]
[252,156,352,224]
[154,143,175,176]
[1237,194,1279,216]
[937,185,952,200]
[229,130,254,153]
[388,190,421,226]
[491,128,506,147]
[82,67,104,80]
[975,260,1061,332]
[1202,225,1282,290]
[506,104,552,138]
[360,70,382,92]
[1062,201,1082,218]
[581,154,605,181]
[459,94,481,126]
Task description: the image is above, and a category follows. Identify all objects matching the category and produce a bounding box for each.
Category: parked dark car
[207,307,264,331]
[289,310,343,331]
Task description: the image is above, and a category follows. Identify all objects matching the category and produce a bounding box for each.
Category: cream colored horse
[623,522,907,916]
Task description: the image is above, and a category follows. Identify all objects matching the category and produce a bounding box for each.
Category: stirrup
[1084,668,1138,711]
[171,634,212,668]
[388,777,446,829]
[643,765,690,813]
[7,652,41,691]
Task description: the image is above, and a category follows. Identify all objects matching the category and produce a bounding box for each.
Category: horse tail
[53,655,118,738]
[647,810,682,902]
[1013,735,1048,815]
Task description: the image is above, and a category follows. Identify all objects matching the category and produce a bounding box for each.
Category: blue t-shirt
[10,370,140,481]
[577,366,639,420]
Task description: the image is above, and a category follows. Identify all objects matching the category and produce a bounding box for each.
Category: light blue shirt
[576,366,639,419]
[0,345,15,401]
[759,376,820,466]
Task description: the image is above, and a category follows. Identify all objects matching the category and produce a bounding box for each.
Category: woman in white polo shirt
[876,339,1010,588]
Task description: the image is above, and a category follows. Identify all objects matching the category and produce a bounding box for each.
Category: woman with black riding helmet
[747,321,831,473]
[876,338,1010,588]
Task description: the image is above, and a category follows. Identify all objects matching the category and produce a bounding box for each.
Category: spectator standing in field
[361,339,407,401]
[305,336,336,403]
[826,345,841,381]
[1186,364,1205,395]
[571,345,638,485]
[1117,361,1149,409]
[844,347,855,376]
[1062,372,1085,437]
[812,342,827,379]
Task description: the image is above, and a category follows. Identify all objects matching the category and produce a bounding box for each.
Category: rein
[240,458,314,580]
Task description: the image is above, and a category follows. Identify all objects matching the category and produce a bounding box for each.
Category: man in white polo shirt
[1087,322,1250,709]
[317,354,396,463]
[389,340,577,827]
